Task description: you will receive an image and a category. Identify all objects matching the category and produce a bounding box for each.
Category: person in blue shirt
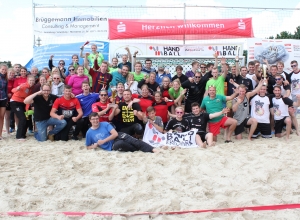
[72,81,99,140]
[110,65,129,87]
[155,64,171,85]
[86,112,159,153]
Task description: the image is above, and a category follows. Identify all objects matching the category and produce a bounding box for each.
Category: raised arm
[133,51,138,66]
[209,107,230,119]
[213,52,218,68]
[221,57,228,78]
[79,44,85,58]
[24,90,42,104]
[125,47,132,63]
[235,56,240,76]
[246,79,265,98]
[48,55,55,70]
[84,53,91,71]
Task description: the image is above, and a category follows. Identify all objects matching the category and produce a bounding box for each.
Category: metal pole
[183,3,186,45]
[32,0,35,48]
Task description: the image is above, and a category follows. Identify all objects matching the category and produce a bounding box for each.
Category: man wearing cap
[155,64,171,85]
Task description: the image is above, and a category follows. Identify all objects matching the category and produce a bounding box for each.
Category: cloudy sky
[0,0,299,66]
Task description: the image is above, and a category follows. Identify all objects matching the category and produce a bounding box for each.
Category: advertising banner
[143,122,198,148]
[109,18,253,40]
[30,41,109,70]
[247,38,300,73]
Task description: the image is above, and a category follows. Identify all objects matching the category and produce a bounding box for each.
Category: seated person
[72,82,99,140]
[24,83,67,142]
[152,91,173,126]
[92,89,117,122]
[164,106,190,133]
[86,112,158,153]
[142,106,164,133]
[113,89,144,137]
[50,85,83,141]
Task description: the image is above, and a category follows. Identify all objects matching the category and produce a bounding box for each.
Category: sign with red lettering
[109,18,253,40]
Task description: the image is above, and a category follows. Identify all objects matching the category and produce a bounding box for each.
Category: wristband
[235,60,239,62]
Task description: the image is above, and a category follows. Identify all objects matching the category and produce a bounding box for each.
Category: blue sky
[0,0,299,65]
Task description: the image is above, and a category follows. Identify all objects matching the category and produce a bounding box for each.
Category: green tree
[268,25,300,39]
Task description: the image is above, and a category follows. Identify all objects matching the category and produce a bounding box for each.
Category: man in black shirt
[164,106,190,133]
[138,72,159,95]
[24,84,67,142]
[114,89,144,137]
[184,102,229,147]
[181,71,212,113]
[172,65,188,83]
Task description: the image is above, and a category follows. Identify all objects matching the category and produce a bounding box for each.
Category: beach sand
[1,128,300,219]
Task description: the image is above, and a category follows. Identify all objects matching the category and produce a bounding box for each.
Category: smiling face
[241,67,248,77]
[20,68,27,77]
[208,86,216,98]
[123,90,132,102]
[72,55,79,63]
[259,85,267,96]
[135,63,142,73]
[277,64,284,72]
[149,73,156,84]
[273,87,281,98]
[173,81,180,90]
[291,62,298,72]
[238,86,246,97]
[194,72,201,83]
[154,92,162,103]
[112,58,118,67]
[122,55,128,64]
[27,77,35,87]
[91,45,97,53]
[121,66,129,77]
[175,107,184,119]
[7,70,15,79]
[0,65,8,75]
[39,76,46,85]
[141,86,149,97]
[248,64,255,73]
[77,66,84,76]
[30,67,38,76]
[192,105,200,115]
[117,83,125,95]
[99,90,108,102]
[41,84,51,97]
[100,63,108,73]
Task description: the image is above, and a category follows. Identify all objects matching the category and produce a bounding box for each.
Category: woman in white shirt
[124,73,138,94]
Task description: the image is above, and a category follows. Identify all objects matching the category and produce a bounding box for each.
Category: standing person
[164,106,190,133]
[152,91,173,126]
[50,85,83,141]
[5,68,15,136]
[158,76,171,99]
[108,58,118,73]
[13,64,21,76]
[117,47,132,71]
[184,102,230,147]
[48,55,66,79]
[68,65,89,95]
[124,73,138,94]
[172,65,188,83]
[41,68,51,80]
[250,85,272,139]
[289,60,300,114]
[169,79,185,110]
[137,72,159,95]
[199,63,207,76]
[92,89,117,123]
[114,89,144,137]
[50,73,64,96]
[32,75,47,93]
[155,64,171,85]
[84,54,112,93]
[181,71,212,113]
[141,59,156,74]
[232,80,265,140]
[110,65,129,87]
[10,76,35,140]
[185,61,199,78]
[200,85,238,142]
[0,64,8,139]
[132,61,145,82]
[85,112,158,153]
[24,84,67,142]
[271,86,300,140]
[72,82,99,140]
[204,58,228,96]
[30,66,40,83]
[277,61,289,80]
[65,66,76,85]
[13,67,28,88]
[132,85,153,112]
[246,61,258,88]
[80,43,104,68]
[111,82,125,105]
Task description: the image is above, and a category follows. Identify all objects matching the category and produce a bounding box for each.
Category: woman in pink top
[68,65,89,95]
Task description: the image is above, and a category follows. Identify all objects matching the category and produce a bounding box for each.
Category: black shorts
[252,123,272,138]
[196,131,207,142]
[275,117,288,134]
[0,99,7,108]
[234,117,251,135]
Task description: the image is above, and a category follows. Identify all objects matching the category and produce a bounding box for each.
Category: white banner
[143,122,198,148]
[34,9,108,38]
[109,43,147,63]
[247,38,300,73]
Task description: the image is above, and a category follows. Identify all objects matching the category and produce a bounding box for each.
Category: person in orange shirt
[10,75,35,140]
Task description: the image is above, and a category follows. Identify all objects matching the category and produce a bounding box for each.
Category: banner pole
[183,3,186,45]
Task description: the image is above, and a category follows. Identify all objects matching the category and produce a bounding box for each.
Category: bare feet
[152,148,161,153]
[208,141,216,147]
[161,146,168,150]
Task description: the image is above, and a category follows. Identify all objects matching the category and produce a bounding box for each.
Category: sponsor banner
[143,122,198,148]
[109,18,253,40]
[30,41,109,70]
[34,10,108,37]
[247,38,300,73]
[109,43,147,63]
[185,44,244,57]
[146,45,185,56]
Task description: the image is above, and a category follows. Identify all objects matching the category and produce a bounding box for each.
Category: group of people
[0,43,299,153]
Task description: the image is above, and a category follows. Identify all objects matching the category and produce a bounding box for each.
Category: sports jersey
[92,101,111,122]
[290,72,300,96]
[89,68,112,93]
[52,96,81,119]
[132,94,153,112]
[183,112,210,132]
[200,94,227,123]
[76,93,99,117]
[152,101,173,123]
[270,95,293,120]
[250,95,271,123]
[205,75,225,95]
[118,102,142,126]
[164,118,190,133]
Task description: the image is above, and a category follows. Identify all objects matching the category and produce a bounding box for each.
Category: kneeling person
[86,112,158,153]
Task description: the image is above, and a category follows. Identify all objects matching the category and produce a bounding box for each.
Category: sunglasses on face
[100,94,107,96]
[275,78,282,81]
[176,112,184,114]
[200,67,206,69]
[59,63,65,65]
[194,76,201,78]
[291,65,297,68]
[69,69,75,71]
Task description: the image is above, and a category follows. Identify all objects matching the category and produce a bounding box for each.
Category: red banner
[109,18,254,40]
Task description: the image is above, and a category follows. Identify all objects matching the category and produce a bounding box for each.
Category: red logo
[149,46,163,56]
